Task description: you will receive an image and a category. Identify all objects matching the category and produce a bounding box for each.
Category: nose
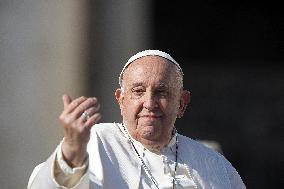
[143,92,158,111]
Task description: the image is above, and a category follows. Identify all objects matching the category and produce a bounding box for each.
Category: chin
[139,119,162,127]
[139,128,160,140]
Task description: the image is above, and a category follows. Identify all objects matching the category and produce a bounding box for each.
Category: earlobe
[115,89,125,116]
[177,90,191,118]
[115,88,124,105]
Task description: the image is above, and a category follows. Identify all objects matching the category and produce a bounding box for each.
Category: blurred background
[0,0,283,188]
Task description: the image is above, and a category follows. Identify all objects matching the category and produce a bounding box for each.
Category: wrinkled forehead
[125,56,174,77]
[119,50,183,87]
[121,56,181,91]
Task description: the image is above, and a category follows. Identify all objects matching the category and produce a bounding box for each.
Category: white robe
[28,123,246,189]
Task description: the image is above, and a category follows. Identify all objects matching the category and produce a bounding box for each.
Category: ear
[115,88,124,110]
[177,90,191,118]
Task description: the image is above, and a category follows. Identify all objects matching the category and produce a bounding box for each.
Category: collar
[117,122,177,154]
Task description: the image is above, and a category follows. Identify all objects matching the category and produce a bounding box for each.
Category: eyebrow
[129,82,169,88]
[130,82,144,88]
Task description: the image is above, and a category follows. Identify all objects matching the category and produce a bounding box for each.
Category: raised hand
[59,94,102,167]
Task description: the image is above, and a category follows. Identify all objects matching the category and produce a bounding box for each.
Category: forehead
[122,56,178,87]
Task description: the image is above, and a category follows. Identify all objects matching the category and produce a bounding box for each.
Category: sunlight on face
[116,56,187,150]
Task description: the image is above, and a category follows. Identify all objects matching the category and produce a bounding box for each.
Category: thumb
[62,94,72,109]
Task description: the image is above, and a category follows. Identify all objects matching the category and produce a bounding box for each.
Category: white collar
[117,122,177,154]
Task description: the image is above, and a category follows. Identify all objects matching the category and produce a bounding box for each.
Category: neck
[142,143,164,153]
[121,123,177,153]
[135,136,170,153]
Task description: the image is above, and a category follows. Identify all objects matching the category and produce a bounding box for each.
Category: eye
[131,87,145,96]
[156,89,168,97]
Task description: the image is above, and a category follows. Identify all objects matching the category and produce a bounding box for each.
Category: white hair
[119,50,184,90]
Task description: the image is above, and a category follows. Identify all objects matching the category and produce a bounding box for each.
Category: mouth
[139,115,162,119]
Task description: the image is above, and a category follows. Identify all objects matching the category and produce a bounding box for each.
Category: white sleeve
[54,140,89,188]
[27,141,89,189]
[28,162,46,188]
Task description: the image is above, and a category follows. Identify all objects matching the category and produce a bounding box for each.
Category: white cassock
[28,123,246,189]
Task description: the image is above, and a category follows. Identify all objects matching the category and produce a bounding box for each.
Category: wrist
[61,139,88,168]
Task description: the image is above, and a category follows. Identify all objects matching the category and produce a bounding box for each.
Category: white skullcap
[119,50,183,86]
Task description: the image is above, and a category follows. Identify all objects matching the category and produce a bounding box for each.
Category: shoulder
[90,122,125,135]
[178,134,219,155]
[178,134,230,166]
[87,123,132,162]
[89,122,126,142]
[178,135,246,188]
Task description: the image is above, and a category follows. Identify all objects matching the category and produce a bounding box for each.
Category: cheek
[161,99,180,116]
[123,99,143,117]
[160,98,176,110]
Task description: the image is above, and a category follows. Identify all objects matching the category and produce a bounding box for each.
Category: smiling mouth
[139,115,162,119]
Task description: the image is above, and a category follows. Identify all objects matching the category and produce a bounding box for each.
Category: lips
[139,115,162,119]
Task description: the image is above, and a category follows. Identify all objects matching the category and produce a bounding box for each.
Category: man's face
[115,56,190,149]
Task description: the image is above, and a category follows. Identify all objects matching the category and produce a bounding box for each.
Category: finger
[80,111,90,123]
[84,113,102,128]
[65,96,88,114]
[72,97,99,118]
[62,94,72,109]
[82,104,101,117]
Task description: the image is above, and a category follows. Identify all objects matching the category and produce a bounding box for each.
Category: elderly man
[28,50,246,189]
